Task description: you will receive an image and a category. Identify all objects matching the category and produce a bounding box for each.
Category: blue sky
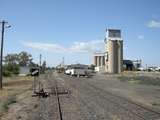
[1,0,160,67]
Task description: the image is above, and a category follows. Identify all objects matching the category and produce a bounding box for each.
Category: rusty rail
[54,79,63,120]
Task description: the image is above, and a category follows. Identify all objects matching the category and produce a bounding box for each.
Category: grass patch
[0,96,16,116]
[118,76,160,86]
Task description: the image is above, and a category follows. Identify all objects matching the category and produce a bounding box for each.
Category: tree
[3,53,20,76]
[3,51,34,76]
[3,64,20,76]
[18,51,32,67]
[4,53,19,65]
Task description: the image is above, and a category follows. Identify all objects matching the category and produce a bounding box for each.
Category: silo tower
[104,29,123,73]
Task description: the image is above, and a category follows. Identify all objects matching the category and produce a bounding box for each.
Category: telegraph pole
[62,57,64,67]
[39,54,42,67]
[0,20,11,89]
[39,54,42,73]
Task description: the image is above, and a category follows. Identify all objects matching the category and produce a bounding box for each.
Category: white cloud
[147,20,160,28]
[22,42,66,52]
[138,35,144,39]
[22,40,104,53]
[69,40,104,53]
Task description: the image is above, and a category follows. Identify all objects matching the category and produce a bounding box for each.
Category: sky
[0,0,160,67]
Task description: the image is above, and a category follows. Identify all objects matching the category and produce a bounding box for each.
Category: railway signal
[30,67,40,94]
[30,67,40,76]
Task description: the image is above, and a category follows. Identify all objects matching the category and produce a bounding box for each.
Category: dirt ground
[0,76,33,118]
[0,71,160,120]
[0,76,33,99]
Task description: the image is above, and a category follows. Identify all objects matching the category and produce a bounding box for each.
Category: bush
[3,70,12,77]
[3,64,20,77]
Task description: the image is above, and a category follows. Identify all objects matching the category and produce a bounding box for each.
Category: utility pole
[39,54,42,73]
[39,54,42,92]
[39,54,42,67]
[62,57,64,67]
[0,20,11,89]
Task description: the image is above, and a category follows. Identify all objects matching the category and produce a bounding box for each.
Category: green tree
[3,51,34,76]
[4,53,19,65]
[3,51,38,76]
[18,51,33,67]
[3,53,19,76]
[6,64,19,74]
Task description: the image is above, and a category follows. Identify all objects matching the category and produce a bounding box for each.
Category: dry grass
[0,76,33,117]
[118,72,160,86]
[119,76,160,86]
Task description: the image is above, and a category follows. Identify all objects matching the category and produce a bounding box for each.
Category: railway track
[42,72,160,120]
[43,71,64,120]
[62,74,160,120]
[51,72,70,120]
[86,81,160,120]
[54,78,63,120]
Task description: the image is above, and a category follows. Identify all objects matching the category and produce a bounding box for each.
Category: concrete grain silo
[106,40,118,73]
[105,29,123,73]
[117,40,123,73]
